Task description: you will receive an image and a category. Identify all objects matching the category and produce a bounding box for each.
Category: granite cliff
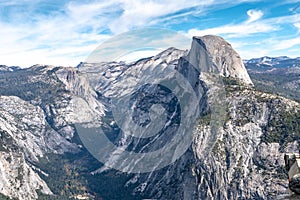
[0,36,299,199]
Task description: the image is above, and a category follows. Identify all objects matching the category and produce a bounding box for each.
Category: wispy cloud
[246,9,263,23]
[0,0,300,67]
[187,22,275,38]
[86,28,191,63]
[0,0,212,67]
[186,9,275,38]
[294,22,300,32]
[272,37,300,50]
[0,0,115,67]
[108,0,215,33]
[185,8,300,58]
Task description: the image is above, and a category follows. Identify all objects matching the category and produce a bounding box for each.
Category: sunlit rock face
[123,36,298,200]
[189,35,253,85]
[0,35,299,199]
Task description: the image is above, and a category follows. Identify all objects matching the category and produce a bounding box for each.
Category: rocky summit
[189,35,253,85]
[0,35,299,199]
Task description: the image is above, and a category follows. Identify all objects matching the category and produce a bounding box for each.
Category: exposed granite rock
[0,35,298,200]
[189,35,253,85]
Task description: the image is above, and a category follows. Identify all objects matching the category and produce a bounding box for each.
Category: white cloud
[0,0,208,67]
[246,9,263,23]
[186,11,300,40]
[0,16,111,67]
[0,1,115,67]
[0,0,299,67]
[272,37,300,50]
[187,22,275,38]
[86,28,191,63]
[294,22,300,31]
[186,9,274,39]
[186,10,300,59]
[108,0,211,33]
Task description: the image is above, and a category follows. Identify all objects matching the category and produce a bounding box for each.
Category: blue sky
[0,0,300,67]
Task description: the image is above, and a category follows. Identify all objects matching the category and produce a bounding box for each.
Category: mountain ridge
[0,35,299,199]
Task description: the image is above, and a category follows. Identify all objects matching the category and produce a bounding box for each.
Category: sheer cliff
[0,36,299,199]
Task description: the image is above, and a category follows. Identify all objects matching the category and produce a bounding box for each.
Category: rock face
[121,36,299,200]
[0,67,84,199]
[191,90,299,200]
[0,35,299,199]
[0,96,53,199]
[189,35,253,85]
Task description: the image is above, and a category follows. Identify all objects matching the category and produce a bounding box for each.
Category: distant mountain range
[243,57,300,102]
[2,56,299,102]
[244,56,300,71]
[0,65,21,73]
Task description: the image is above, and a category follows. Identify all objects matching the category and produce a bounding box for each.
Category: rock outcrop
[189,35,253,85]
[0,35,299,199]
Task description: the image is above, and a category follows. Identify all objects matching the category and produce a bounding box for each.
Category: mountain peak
[189,35,253,85]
